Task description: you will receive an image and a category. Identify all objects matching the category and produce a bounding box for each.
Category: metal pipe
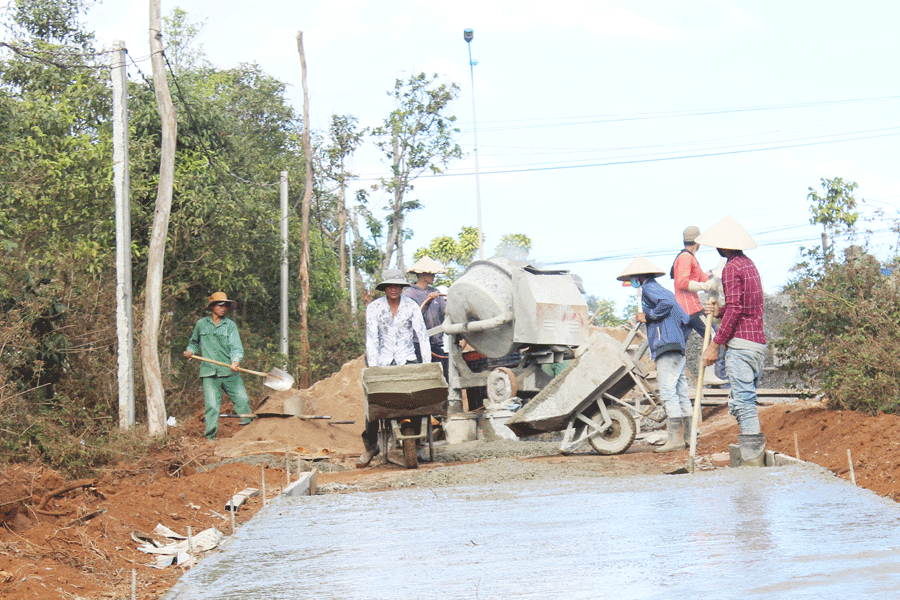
[436,312,512,335]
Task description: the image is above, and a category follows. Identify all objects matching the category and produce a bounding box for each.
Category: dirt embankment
[1,354,898,599]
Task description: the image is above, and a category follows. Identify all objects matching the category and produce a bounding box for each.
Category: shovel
[188,355,294,392]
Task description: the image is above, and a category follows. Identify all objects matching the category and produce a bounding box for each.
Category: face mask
[630,277,641,288]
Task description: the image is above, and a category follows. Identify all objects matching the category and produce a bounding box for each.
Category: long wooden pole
[296,32,312,389]
[688,315,713,473]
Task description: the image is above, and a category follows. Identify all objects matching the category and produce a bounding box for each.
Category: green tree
[495,233,532,261]
[372,72,462,271]
[808,177,860,264]
[413,226,481,284]
[586,296,624,327]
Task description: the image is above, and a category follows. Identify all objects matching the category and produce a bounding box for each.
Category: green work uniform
[185,316,252,439]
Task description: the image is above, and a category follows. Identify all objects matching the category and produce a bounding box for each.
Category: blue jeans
[656,351,692,419]
[725,346,766,434]
[687,311,728,381]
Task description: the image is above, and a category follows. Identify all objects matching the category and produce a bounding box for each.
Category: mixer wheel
[486,367,518,405]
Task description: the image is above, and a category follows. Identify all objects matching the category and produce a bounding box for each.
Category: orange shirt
[672,250,708,315]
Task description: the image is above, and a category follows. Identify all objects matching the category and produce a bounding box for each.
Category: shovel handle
[188,355,268,378]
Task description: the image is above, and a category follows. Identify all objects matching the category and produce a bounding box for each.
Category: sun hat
[406,256,447,275]
[617,256,666,281]
[375,269,411,291]
[206,291,237,309]
[694,215,757,250]
[683,225,701,244]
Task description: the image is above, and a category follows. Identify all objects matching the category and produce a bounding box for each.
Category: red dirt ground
[1,356,898,599]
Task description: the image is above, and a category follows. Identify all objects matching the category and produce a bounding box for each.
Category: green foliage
[413,226,482,284]
[807,177,860,262]
[495,233,532,261]
[372,72,462,269]
[586,296,625,327]
[0,2,370,473]
[778,176,900,414]
[777,249,900,414]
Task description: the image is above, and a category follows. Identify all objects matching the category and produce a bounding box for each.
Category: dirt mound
[213,356,367,458]
[701,399,900,500]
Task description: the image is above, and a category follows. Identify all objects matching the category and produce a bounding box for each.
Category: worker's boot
[703,369,728,387]
[655,418,687,453]
[737,433,766,467]
[356,440,380,468]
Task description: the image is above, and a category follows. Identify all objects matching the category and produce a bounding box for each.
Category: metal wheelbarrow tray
[505,330,641,455]
[361,363,448,468]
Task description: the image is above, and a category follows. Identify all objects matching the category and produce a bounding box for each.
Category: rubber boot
[703,368,727,387]
[655,418,686,453]
[356,439,380,468]
[737,433,766,467]
[683,416,693,447]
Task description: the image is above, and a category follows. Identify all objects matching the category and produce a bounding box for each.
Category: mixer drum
[446,258,517,358]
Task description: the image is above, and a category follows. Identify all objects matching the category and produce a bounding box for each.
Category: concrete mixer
[432,257,659,454]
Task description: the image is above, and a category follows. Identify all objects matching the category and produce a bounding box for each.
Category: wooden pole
[688,315,713,473]
[296,32,312,388]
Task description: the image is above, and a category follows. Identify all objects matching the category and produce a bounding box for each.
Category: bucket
[444,414,479,444]
[481,409,518,441]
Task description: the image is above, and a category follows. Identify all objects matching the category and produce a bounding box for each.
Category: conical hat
[617,256,665,281]
[695,215,757,250]
[406,256,446,274]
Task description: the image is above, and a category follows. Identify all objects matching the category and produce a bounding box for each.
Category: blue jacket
[640,278,690,361]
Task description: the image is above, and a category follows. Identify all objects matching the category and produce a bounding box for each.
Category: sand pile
[214,356,367,458]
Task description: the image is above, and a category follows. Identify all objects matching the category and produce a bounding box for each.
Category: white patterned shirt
[365,296,432,367]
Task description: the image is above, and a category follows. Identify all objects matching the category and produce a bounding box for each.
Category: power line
[456,94,900,132]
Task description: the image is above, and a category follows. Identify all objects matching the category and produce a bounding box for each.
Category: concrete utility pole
[348,206,357,316]
[280,171,289,359]
[112,40,135,429]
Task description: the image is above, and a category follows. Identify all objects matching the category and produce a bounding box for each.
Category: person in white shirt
[358,269,431,467]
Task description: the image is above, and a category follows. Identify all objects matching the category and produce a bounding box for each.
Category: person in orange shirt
[671,226,727,386]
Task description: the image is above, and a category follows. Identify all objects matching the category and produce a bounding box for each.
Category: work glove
[688,279,716,293]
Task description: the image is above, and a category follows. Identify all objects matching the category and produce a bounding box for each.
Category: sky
[53,1,900,310]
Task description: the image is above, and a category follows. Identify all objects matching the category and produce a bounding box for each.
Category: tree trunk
[142,0,176,437]
[338,178,346,290]
[296,31,312,389]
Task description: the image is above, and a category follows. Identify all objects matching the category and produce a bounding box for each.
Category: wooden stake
[187,526,194,566]
[131,569,136,600]
[261,465,267,505]
[285,448,290,484]
[847,449,856,485]
[793,431,800,460]
[230,506,235,534]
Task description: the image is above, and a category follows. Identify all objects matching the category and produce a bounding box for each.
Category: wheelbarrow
[361,363,448,469]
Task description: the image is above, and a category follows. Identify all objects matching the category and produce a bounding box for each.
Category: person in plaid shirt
[184,292,253,440]
[696,216,768,466]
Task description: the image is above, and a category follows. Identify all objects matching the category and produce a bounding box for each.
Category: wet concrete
[164,466,900,599]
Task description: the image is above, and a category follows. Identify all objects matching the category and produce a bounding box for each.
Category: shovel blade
[264,367,294,391]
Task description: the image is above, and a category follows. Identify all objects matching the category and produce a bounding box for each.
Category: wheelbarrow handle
[188,355,268,378]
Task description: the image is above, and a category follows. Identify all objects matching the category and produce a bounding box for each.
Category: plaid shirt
[714,252,766,346]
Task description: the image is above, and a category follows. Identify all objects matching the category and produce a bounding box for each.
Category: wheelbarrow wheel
[587,406,637,455]
[401,425,418,469]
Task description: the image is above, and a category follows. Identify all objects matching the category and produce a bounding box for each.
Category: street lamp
[464,28,483,260]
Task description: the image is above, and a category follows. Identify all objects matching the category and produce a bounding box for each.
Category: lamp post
[464,28,483,260]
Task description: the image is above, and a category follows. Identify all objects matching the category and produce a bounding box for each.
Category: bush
[776,248,900,414]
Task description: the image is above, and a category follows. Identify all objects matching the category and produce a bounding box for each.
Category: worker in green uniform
[183,292,253,439]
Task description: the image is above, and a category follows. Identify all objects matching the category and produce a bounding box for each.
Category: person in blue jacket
[618,256,692,452]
